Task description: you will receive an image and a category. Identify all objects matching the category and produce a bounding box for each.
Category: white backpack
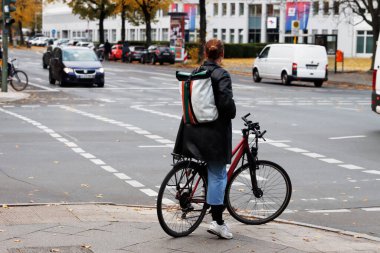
[176,68,218,124]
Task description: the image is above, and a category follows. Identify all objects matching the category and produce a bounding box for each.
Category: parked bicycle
[0,58,29,91]
[157,113,292,237]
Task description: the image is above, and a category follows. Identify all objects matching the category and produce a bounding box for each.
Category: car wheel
[253,69,261,83]
[170,60,175,65]
[49,69,55,85]
[159,61,164,65]
[314,81,323,87]
[281,71,291,85]
[97,81,104,87]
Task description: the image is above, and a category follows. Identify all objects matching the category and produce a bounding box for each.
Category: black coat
[173,61,236,164]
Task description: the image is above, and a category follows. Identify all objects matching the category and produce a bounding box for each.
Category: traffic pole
[1,0,9,92]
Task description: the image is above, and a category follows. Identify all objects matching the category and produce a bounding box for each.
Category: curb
[3,202,379,243]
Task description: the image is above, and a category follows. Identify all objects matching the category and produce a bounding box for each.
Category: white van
[372,35,380,114]
[253,44,328,87]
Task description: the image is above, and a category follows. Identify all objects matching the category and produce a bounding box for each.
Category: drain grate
[7,246,94,253]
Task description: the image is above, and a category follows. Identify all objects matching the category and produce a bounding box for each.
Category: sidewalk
[0,88,29,103]
[0,204,379,253]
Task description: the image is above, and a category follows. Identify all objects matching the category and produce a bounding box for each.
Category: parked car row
[109,44,175,65]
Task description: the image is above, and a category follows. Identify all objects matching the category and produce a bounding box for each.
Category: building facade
[42,0,374,58]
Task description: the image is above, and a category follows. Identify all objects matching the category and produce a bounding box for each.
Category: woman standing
[174,39,236,239]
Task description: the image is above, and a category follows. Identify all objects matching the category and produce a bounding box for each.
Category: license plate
[78,74,94,79]
[306,65,318,70]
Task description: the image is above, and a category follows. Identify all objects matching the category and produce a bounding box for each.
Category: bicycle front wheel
[10,70,29,91]
[157,161,208,237]
[226,160,292,225]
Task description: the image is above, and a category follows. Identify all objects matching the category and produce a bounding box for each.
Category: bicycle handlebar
[241,113,266,141]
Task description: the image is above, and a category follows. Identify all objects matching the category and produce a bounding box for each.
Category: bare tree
[198,0,206,63]
[340,0,380,69]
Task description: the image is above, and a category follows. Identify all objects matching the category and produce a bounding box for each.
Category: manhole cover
[7,246,94,253]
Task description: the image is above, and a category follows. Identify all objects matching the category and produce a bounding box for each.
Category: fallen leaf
[81,184,89,188]
[303,238,310,242]
[2,204,9,209]
[0,229,5,232]
[14,239,21,243]
[50,249,60,252]
[96,194,103,198]
[81,244,91,249]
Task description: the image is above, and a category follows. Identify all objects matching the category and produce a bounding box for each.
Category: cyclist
[174,39,236,239]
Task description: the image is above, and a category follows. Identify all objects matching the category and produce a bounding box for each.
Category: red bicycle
[157,113,292,237]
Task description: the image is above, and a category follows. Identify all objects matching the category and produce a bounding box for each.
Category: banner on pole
[285,2,310,32]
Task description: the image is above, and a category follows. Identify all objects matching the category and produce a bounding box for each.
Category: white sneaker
[207,221,233,239]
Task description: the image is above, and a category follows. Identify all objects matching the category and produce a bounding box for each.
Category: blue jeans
[207,161,227,205]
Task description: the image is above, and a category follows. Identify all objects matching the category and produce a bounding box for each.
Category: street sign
[291,20,300,34]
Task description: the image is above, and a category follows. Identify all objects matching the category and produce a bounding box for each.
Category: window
[112,29,117,42]
[323,1,329,15]
[231,3,236,16]
[249,29,260,43]
[140,29,146,41]
[230,29,235,43]
[332,29,338,35]
[89,30,93,41]
[249,4,262,16]
[221,29,226,41]
[213,28,218,38]
[356,30,373,54]
[259,47,270,58]
[130,29,135,40]
[239,3,244,15]
[213,3,218,16]
[333,1,339,15]
[239,29,244,43]
[312,1,319,15]
[162,28,168,41]
[322,29,328,34]
[222,3,227,16]
[104,30,109,41]
[152,29,157,41]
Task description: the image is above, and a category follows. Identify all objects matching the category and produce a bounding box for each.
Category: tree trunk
[99,2,106,44]
[371,24,379,70]
[198,0,206,63]
[18,21,24,46]
[143,9,152,47]
[121,6,126,42]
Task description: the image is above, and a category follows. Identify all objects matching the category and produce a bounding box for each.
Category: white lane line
[114,173,131,180]
[126,180,145,188]
[162,198,175,205]
[139,145,170,148]
[339,164,364,170]
[28,81,59,92]
[81,153,96,159]
[302,153,325,158]
[90,159,106,165]
[102,166,118,173]
[319,158,343,164]
[362,207,380,212]
[329,135,366,140]
[363,170,380,175]
[269,143,290,148]
[285,148,309,153]
[156,139,174,144]
[72,148,85,153]
[140,188,158,197]
[308,209,351,213]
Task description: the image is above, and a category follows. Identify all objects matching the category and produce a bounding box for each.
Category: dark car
[141,45,175,65]
[127,46,147,63]
[42,45,55,69]
[48,46,105,87]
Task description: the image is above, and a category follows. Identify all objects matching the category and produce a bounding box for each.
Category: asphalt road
[1,48,379,238]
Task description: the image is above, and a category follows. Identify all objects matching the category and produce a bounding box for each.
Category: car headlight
[97,68,104,73]
[63,67,74,73]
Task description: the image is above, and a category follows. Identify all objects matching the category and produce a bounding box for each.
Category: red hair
[205,39,224,61]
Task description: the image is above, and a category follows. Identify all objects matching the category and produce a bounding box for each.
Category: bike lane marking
[0,107,157,201]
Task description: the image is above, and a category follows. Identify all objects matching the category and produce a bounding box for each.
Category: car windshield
[63,49,98,61]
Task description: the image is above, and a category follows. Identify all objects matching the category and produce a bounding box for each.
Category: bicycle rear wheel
[226,160,292,225]
[10,70,28,91]
[157,161,208,237]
